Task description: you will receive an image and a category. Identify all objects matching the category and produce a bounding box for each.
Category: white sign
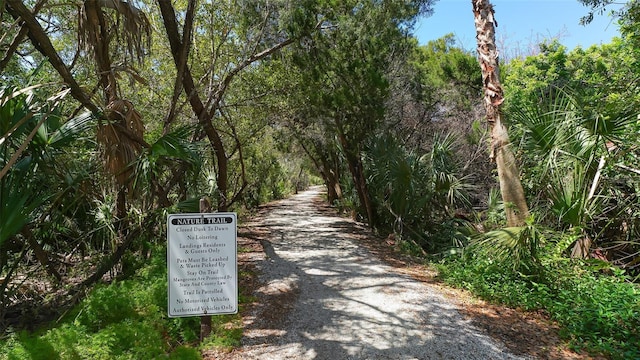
[167,213,238,317]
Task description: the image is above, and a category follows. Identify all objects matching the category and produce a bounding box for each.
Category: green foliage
[167,346,201,360]
[438,240,640,359]
[411,34,481,105]
[505,40,640,269]
[3,2,639,360]
[2,331,62,360]
[242,133,299,208]
[200,320,243,351]
[471,217,545,273]
[0,245,247,359]
[431,35,640,359]
[74,283,139,332]
[0,86,46,245]
[364,133,472,252]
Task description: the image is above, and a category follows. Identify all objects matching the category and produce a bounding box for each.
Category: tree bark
[335,119,375,227]
[5,0,99,113]
[157,0,230,210]
[472,0,529,227]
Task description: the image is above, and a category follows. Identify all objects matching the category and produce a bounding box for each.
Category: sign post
[167,209,238,336]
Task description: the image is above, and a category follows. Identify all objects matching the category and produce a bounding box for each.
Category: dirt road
[212,186,531,360]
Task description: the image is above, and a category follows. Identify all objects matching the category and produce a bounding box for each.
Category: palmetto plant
[0,85,75,245]
[78,0,151,227]
[0,84,101,308]
[511,88,638,259]
[472,217,544,272]
[364,133,472,251]
[131,125,204,208]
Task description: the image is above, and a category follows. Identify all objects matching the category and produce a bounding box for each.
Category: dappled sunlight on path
[214,186,529,360]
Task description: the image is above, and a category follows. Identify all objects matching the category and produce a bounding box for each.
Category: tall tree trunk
[472,0,529,227]
[336,122,375,227]
[157,0,229,211]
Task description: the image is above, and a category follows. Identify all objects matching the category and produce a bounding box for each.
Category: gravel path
[224,187,529,359]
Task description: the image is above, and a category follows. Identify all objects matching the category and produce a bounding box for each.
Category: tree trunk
[297,138,342,204]
[5,0,99,113]
[158,0,294,211]
[336,126,375,227]
[158,0,230,211]
[472,0,529,227]
[324,169,343,204]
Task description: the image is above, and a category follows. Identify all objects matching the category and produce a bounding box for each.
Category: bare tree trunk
[472,0,529,227]
[157,0,230,211]
[157,0,295,211]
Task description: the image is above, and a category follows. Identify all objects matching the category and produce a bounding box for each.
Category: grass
[436,247,640,359]
[0,245,246,360]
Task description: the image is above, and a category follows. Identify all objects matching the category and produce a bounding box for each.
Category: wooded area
[1,0,639,358]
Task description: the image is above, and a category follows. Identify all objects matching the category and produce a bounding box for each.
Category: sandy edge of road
[204,187,596,360]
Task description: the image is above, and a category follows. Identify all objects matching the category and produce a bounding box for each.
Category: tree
[577,0,634,25]
[504,38,640,261]
[79,1,151,233]
[6,0,151,232]
[0,0,324,327]
[287,0,433,227]
[157,0,295,211]
[472,0,530,227]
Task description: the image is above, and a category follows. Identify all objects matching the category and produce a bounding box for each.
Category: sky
[413,0,623,54]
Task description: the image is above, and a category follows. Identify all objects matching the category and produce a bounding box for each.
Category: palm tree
[79,0,150,227]
[6,0,151,228]
[472,0,530,227]
[512,89,637,258]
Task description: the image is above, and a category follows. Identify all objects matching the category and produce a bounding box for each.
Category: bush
[0,245,244,359]
[74,283,139,331]
[437,250,640,359]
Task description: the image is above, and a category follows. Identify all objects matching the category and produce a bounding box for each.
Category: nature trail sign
[167,213,238,318]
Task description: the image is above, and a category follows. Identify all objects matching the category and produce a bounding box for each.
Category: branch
[5,0,99,113]
[208,37,295,119]
[220,108,248,209]
[616,163,640,175]
[162,0,196,134]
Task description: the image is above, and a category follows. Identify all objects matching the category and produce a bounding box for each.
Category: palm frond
[131,125,203,193]
[96,99,144,187]
[149,126,201,166]
[0,170,43,246]
[48,111,96,147]
[472,220,544,271]
[79,0,151,64]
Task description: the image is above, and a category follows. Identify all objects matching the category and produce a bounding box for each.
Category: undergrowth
[436,247,640,359]
[0,245,244,360]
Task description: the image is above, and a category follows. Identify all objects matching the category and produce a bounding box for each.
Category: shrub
[437,249,640,359]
